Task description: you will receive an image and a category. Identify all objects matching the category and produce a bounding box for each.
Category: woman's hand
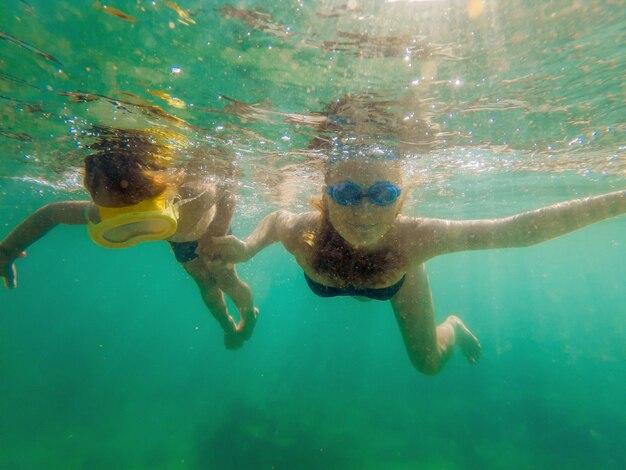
[0,246,26,289]
[205,235,253,264]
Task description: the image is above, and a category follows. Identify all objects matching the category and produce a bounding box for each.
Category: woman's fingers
[210,236,247,262]
[198,236,231,255]
[210,235,232,245]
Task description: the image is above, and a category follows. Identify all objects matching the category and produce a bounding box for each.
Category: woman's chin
[339,228,385,249]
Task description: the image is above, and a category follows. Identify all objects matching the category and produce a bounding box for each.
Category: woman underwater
[0,126,257,349]
[208,96,626,375]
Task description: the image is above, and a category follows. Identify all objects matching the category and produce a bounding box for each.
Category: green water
[1,1,625,469]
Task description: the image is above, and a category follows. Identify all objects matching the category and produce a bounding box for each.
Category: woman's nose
[351,200,377,218]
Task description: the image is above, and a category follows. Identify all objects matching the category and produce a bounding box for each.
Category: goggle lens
[327,181,401,206]
[368,182,401,206]
[328,182,362,206]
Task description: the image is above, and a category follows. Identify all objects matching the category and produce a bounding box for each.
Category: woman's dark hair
[307,92,439,153]
[308,203,406,286]
[84,127,174,206]
[306,93,418,283]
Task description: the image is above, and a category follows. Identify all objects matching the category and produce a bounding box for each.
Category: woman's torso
[286,212,413,292]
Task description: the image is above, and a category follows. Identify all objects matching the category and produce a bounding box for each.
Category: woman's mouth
[349,223,378,231]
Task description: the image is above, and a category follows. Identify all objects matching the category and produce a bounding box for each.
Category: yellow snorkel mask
[87,195,178,249]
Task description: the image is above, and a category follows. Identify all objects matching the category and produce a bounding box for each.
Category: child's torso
[169,179,220,242]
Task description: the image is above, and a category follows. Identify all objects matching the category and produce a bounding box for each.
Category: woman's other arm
[411,189,626,261]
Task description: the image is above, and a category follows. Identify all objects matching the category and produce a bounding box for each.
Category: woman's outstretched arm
[410,189,626,261]
[0,201,90,288]
[208,210,316,263]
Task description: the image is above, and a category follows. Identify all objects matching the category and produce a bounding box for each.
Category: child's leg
[182,258,243,350]
[390,263,481,375]
[211,264,257,341]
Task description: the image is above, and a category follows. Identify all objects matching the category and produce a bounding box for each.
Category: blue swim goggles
[326,181,402,206]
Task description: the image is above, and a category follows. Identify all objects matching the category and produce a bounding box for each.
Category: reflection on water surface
[0,0,623,215]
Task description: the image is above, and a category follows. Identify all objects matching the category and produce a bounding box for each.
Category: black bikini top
[304,272,406,301]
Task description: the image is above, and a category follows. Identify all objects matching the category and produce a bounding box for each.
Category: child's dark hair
[84,127,176,206]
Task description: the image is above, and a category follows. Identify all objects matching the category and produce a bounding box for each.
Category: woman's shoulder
[395,214,451,229]
[394,214,430,230]
[391,214,443,249]
[273,210,319,252]
[277,210,319,231]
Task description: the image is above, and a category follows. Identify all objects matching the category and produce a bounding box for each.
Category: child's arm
[0,201,91,288]
[196,190,236,259]
[195,190,238,264]
[205,191,236,238]
[410,189,626,262]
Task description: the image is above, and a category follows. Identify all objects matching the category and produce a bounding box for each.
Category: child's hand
[0,247,25,289]
[205,235,251,264]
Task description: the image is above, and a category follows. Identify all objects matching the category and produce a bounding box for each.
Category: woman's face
[324,158,404,249]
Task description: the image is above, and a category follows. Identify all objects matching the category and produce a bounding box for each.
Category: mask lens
[328,182,362,206]
[101,219,172,244]
[88,197,178,248]
[368,182,401,206]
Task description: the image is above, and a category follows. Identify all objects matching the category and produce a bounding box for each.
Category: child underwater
[0,126,257,349]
